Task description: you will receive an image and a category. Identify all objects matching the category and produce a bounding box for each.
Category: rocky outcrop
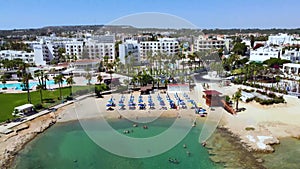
[0,118,56,169]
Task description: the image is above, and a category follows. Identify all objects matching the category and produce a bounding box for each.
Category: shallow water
[13,118,222,169]
[13,115,300,169]
[257,137,300,169]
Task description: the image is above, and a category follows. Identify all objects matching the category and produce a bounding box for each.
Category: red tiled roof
[203,90,222,95]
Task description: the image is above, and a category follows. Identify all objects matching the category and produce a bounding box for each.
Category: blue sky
[1,0,299,30]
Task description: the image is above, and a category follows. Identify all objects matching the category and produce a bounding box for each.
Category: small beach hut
[203,90,222,107]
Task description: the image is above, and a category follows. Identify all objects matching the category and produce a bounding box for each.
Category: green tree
[250,35,255,48]
[57,48,66,63]
[232,42,247,56]
[22,73,32,103]
[1,76,7,89]
[36,84,44,104]
[54,74,65,100]
[233,88,242,110]
[85,72,92,85]
[66,76,75,95]
[263,58,291,68]
[97,74,103,84]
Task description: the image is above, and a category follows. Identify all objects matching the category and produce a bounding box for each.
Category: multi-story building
[84,35,115,61]
[33,41,60,65]
[249,46,281,62]
[139,38,179,62]
[194,35,230,53]
[0,50,45,65]
[267,33,296,46]
[65,41,84,59]
[281,49,300,63]
[119,39,140,65]
[29,36,85,64]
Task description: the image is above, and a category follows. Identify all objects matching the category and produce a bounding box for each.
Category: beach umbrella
[106,103,113,107]
[148,102,155,106]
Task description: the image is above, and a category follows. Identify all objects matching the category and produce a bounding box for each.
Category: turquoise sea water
[13,118,222,169]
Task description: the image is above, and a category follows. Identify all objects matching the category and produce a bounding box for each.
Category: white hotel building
[139,38,179,61]
[0,50,45,65]
[249,46,281,62]
[267,33,300,46]
[84,35,115,61]
[194,35,230,53]
[65,41,83,59]
[119,39,140,65]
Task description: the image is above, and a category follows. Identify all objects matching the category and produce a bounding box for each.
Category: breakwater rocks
[207,127,267,169]
[0,117,56,169]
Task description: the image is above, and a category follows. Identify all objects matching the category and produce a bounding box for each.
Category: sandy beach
[213,83,300,152]
[0,91,201,168]
[1,81,300,168]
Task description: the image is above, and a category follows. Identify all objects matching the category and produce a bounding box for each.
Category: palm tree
[114,58,121,73]
[54,74,65,100]
[146,51,154,75]
[232,88,242,111]
[44,74,49,90]
[97,74,103,84]
[66,76,75,95]
[106,62,115,89]
[85,73,92,85]
[22,73,32,103]
[16,70,22,81]
[36,84,44,103]
[1,76,6,89]
[35,70,46,89]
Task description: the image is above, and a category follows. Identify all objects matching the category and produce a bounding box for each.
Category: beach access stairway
[221,100,236,115]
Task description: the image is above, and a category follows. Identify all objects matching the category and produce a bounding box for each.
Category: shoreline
[0,113,57,169]
[2,84,300,168]
[0,103,75,169]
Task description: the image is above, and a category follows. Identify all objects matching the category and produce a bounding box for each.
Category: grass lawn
[0,85,93,123]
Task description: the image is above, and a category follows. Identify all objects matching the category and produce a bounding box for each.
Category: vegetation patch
[245,127,255,131]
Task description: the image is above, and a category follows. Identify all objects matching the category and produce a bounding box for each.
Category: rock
[256,158,264,163]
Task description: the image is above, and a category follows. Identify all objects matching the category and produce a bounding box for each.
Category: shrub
[246,97,254,103]
[245,127,255,131]
[65,96,73,101]
[34,103,44,110]
[43,98,55,103]
[225,95,231,103]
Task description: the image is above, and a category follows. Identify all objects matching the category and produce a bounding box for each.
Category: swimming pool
[0,80,67,90]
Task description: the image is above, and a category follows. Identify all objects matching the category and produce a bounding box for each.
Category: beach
[0,91,200,168]
[1,83,300,168]
[214,84,300,152]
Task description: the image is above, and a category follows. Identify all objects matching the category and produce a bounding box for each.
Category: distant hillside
[0,25,299,40]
